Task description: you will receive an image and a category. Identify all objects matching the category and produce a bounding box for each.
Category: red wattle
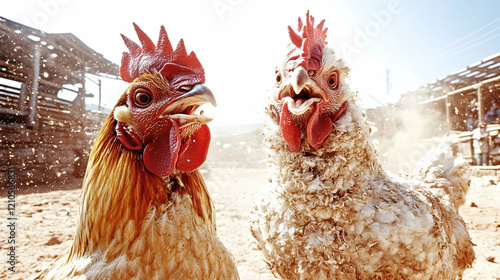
[176,124,211,173]
[306,104,333,148]
[143,118,180,177]
[280,103,301,152]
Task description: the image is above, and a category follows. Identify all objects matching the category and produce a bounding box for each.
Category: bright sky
[3,0,500,126]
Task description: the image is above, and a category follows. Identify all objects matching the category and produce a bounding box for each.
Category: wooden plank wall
[0,68,112,188]
[0,109,106,188]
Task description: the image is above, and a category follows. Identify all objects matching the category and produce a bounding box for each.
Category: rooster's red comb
[286,11,328,71]
[120,23,205,88]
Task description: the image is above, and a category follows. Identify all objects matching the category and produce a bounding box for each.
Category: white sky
[3,0,500,126]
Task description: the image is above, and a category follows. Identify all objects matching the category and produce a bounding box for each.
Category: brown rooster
[36,24,239,280]
[250,12,474,280]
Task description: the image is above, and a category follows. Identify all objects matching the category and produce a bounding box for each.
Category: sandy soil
[1,168,499,280]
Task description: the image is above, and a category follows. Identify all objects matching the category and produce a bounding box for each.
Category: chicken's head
[113,24,216,177]
[271,11,349,152]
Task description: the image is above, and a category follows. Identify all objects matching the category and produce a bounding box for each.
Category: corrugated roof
[399,52,500,104]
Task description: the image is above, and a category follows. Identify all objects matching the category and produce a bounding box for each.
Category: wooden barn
[0,17,119,187]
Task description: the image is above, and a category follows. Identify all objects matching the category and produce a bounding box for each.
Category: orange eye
[135,90,152,107]
[276,72,282,86]
[328,72,339,89]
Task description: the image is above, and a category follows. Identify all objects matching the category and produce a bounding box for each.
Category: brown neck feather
[69,113,166,258]
[175,171,216,233]
[68,111,214,259]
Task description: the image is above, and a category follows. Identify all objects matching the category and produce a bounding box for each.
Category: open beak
[177,84,217,107]
[279,66,325,116]
[161,84,217,127]
[290,66,311,95]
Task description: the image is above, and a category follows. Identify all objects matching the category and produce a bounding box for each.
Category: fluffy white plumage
[250,45,475,279]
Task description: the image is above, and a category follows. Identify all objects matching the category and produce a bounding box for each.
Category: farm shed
[401,52,500,132]
[369,52,500,168]
[406,53,500,166]
[0,17,119,187]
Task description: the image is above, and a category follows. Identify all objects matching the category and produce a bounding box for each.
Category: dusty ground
[1,168,499,280]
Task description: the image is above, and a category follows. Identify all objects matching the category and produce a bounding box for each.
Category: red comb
[286,11,328,71]
[120,23,205,88]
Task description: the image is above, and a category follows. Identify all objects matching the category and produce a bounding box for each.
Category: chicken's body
[36,25,239,280]
[250,12,474,280]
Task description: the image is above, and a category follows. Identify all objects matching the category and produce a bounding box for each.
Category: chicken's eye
[276,72,282,86]
[328,72,339,89]
[134,90,152,107]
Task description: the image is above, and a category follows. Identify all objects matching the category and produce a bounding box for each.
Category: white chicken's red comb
[286,11,328,71]
[120,24,205,89]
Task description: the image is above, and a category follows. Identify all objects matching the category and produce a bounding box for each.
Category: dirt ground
[1,168,499,280]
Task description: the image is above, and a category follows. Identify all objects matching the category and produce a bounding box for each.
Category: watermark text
[6,167,16,273]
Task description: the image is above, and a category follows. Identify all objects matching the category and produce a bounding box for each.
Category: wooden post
[445,93,451,134]
[98,79,102,111]
[28,44,41,127]
[82,62,86,99]
[477,86,483,123]
[72,62,86,115]
[19,83,28,113]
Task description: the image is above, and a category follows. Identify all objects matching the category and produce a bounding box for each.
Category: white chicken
[250,12,474,280]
